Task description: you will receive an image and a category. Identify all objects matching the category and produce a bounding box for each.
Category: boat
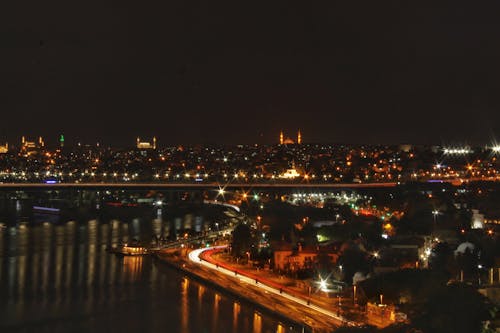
[109,243,149,256]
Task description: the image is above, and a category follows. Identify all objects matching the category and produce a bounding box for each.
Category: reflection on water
[213,293,220,332]
[181,277,189,332]
[277,323,286,333]
[253,312,262,333]
[233,302,241,332]
[0,215,299,333]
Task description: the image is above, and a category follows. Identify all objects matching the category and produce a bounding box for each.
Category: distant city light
[443,147,473,154]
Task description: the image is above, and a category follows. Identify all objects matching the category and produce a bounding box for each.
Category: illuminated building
[0,143,8,154]
[471,209,484,229]
[273,242,338,271]
[279,130,301,145]
[280,162,301,179]
[136,137,157,149]
[21,136,44,154]
[280,168,301,178]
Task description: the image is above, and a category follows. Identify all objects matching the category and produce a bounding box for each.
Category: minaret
[153,136,157,149]
[136,137,140,148]
[280,131,284,145]
[59,134,65,148]
[39,136,44,147]
[297,130,302,145]
[21,136,25,144]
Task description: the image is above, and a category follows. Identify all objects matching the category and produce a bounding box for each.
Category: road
[188,246,359,329]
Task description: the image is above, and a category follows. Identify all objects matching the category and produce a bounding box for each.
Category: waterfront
[0,198,297,333]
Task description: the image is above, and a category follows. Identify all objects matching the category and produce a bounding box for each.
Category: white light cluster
[443,148,473,155]
[492,146,500,153]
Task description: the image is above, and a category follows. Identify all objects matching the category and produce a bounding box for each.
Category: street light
[319,279,328,291]
[353,285,357,304]
[432,210,440,232]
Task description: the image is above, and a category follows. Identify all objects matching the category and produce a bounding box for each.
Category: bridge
[0,182,398,190]
[203,200,241,212]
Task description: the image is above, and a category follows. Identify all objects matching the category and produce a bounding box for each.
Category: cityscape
[0,133,499,185]
[0,133,499,333]
[3,1,500,333]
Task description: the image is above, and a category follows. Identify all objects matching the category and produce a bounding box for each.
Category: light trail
[188,246,357,327]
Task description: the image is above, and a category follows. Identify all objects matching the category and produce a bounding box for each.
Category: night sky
[1,1,500,146]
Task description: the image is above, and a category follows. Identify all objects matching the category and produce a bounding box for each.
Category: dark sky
[1,1,500,147]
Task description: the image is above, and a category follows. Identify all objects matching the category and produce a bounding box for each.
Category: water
[0,211,297,333]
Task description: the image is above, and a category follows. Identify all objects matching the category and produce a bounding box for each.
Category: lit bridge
[0,182,398,190]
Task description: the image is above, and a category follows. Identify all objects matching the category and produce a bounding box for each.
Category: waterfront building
[272,242,338,271]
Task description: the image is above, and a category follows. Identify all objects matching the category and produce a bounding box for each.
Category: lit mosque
[279,130,302,145]
[136,137,157,149]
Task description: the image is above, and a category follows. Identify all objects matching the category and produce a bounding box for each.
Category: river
[0,199,298,333]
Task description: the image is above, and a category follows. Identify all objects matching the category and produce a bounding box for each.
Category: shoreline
[153,250,329,332]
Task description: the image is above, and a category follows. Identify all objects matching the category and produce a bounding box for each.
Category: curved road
[188,246,358,327]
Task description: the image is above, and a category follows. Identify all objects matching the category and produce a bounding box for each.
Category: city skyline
[1,130,500,148]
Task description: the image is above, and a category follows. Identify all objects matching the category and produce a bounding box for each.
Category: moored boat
[110,243,149,256]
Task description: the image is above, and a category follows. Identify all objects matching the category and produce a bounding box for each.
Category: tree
[455,246,479,281]
[413,283,493,333]
[337,247,371,284]
[231,223,252,258]
[429,242,455,275]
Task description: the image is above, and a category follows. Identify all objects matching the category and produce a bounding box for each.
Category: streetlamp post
[432,210,439,231]
[353,285,357,305]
